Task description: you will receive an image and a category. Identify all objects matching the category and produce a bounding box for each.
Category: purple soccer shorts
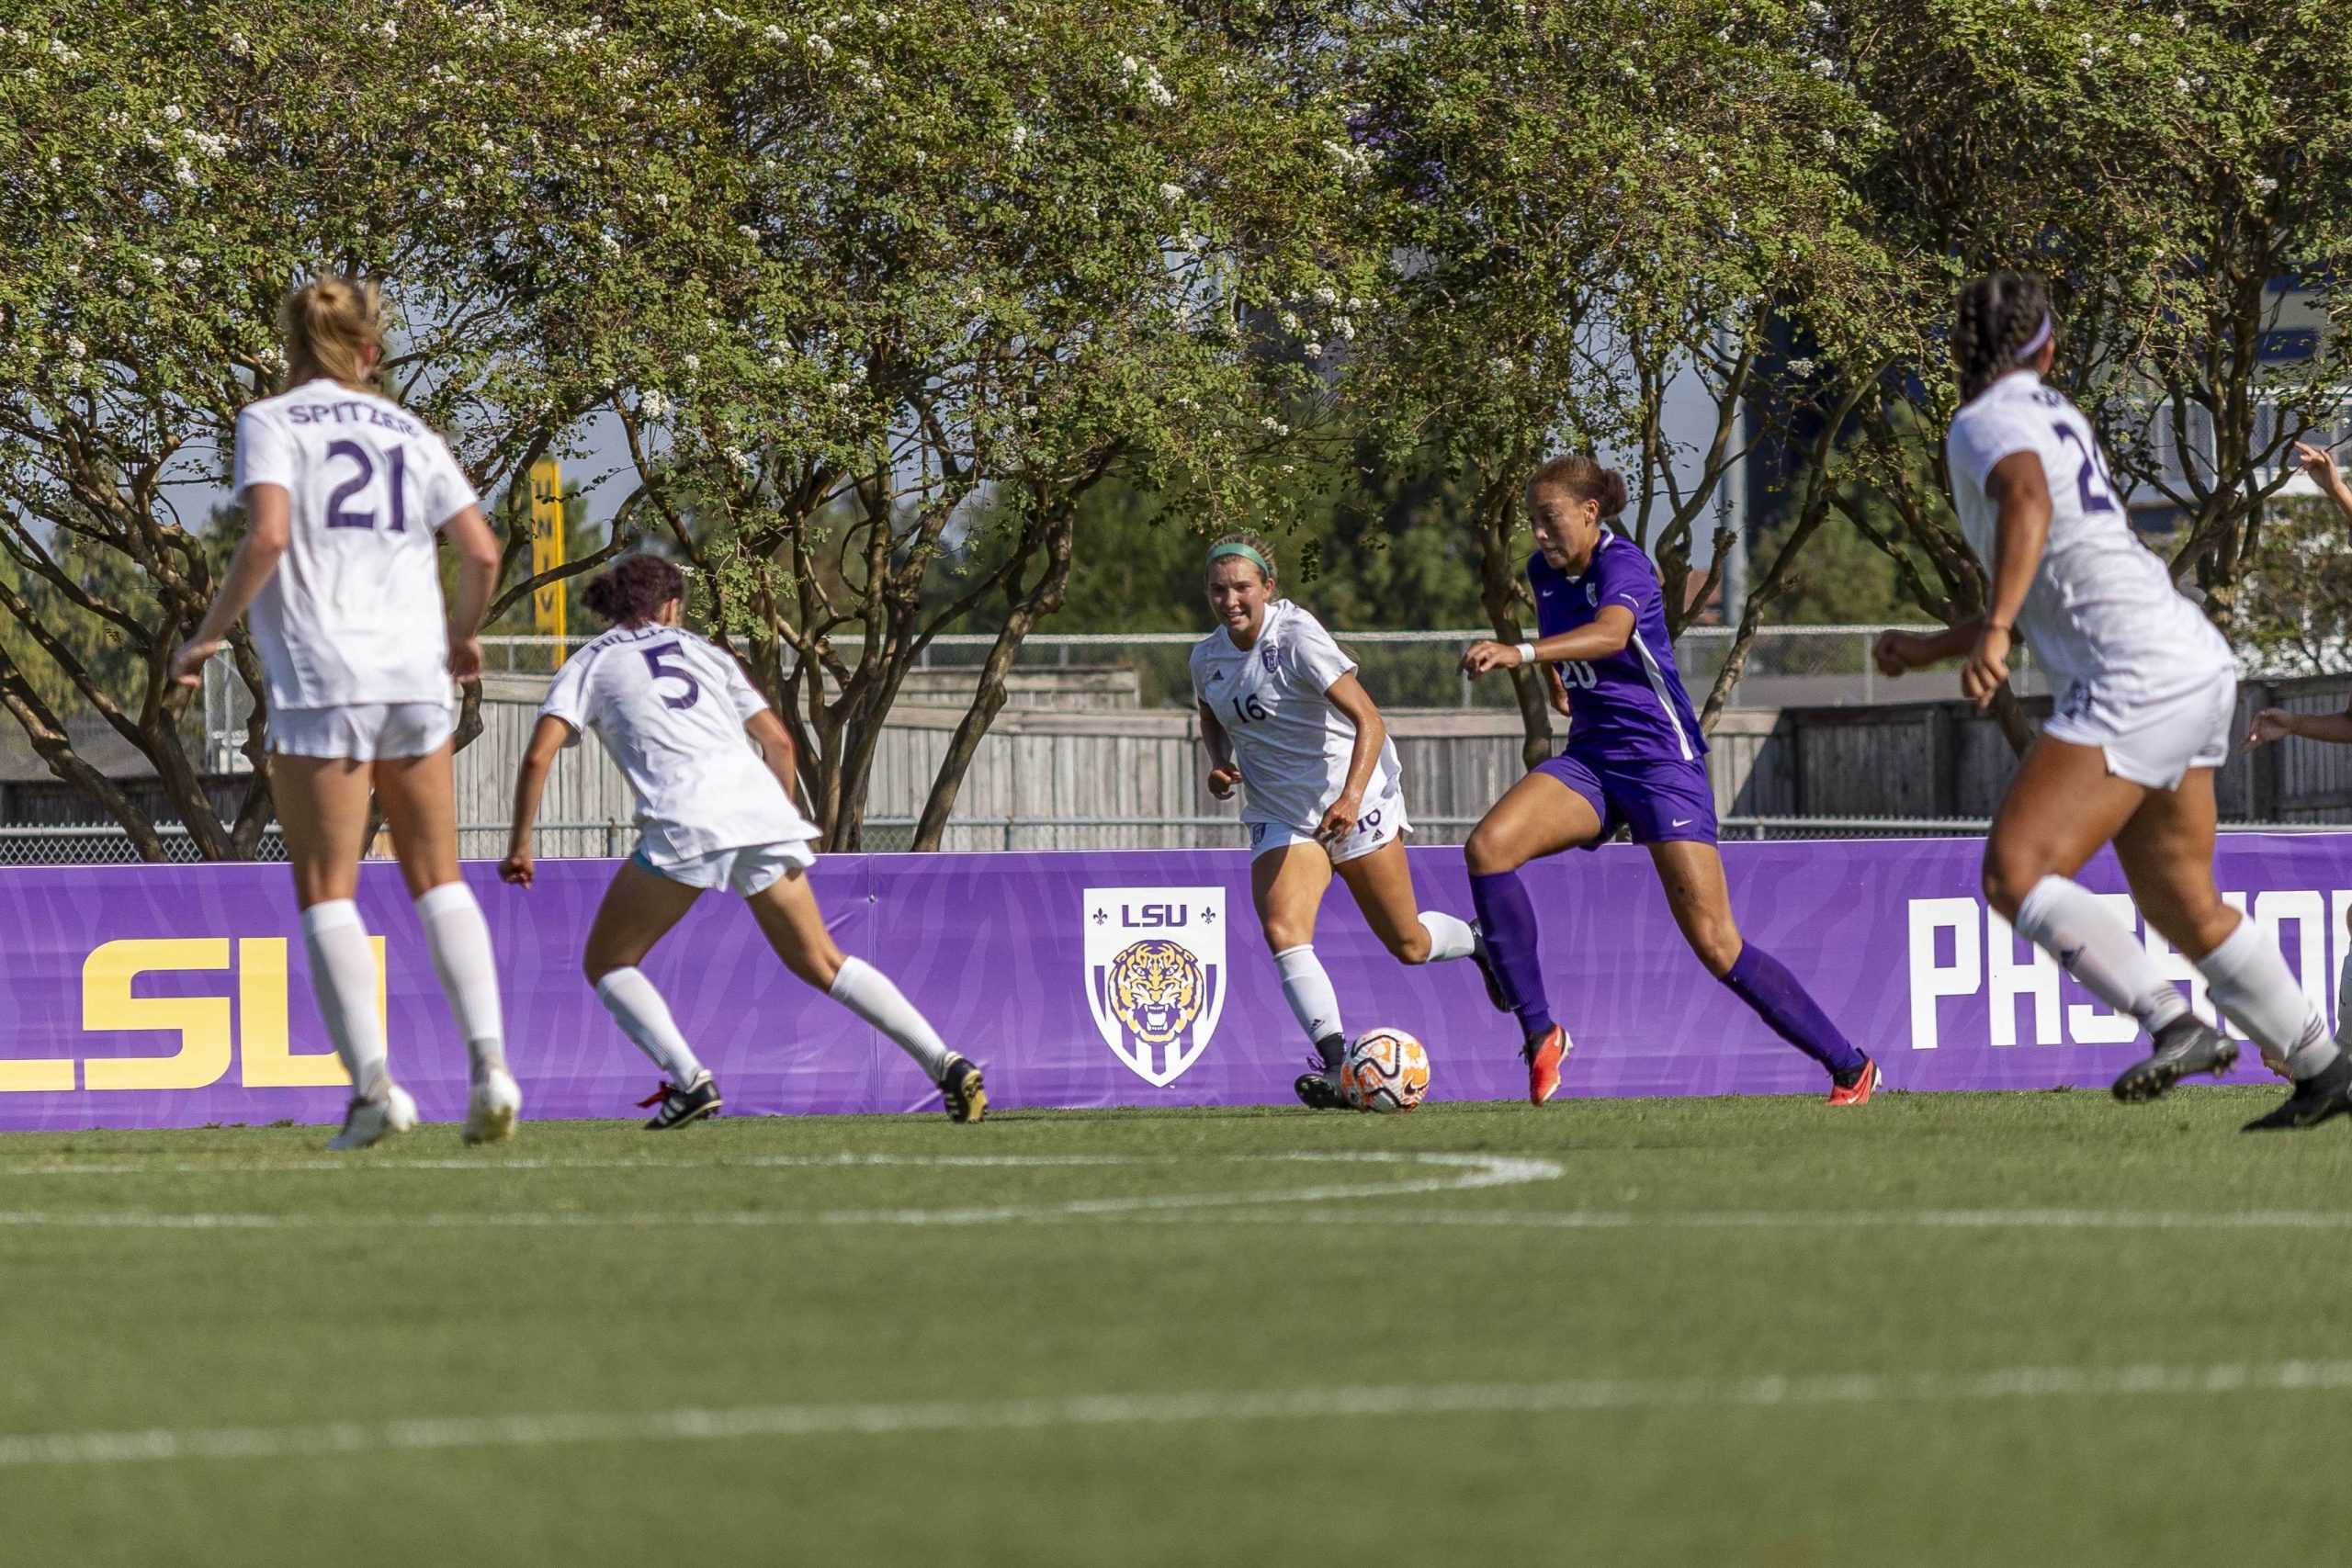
[1532,750,1719,850]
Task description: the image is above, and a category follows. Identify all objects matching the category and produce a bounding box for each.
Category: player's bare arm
[1316,671,1386,841]
[1873,620,1981,678]
[1197,701,1241,799]
[2294,440,2352,525]
[1963,448,2054,711]
[439,503,501,686]
[501,713,573,886]
[170,482,293,685]
[2247,700,2352,750]
[1460,604,1635,677]
[743,708,803,807]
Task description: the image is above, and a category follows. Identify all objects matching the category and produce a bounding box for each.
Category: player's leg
[1252,839,1355,1106]
[1463,761,1605,1104]
[273,749,413,1149]
[2113,769,2349,1128]
[375,731,520,1144]
[1977,735,2221,1100]
[1646,840,1876,1101]
[582,857,718,1127]
[744,861,984,1122]
[1332,834,1478,968]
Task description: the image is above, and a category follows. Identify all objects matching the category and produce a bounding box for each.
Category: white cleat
[326,1084,419,1152]
[462,1067,523,1146]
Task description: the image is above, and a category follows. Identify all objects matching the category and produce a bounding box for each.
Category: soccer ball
[1340,1028,1431,1113]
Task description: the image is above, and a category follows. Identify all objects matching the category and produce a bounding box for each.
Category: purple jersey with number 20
[1530,533,1706,764]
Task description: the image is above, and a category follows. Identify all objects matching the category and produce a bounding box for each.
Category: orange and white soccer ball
[1340,1028,1431,1113]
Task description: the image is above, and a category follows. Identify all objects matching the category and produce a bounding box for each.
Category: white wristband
[1515,642,1538,667]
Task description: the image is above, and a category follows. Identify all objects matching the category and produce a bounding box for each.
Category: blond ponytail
[277,276,386,393]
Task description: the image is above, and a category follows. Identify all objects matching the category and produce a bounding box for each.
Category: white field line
[0,1151,1510,1178]
[6,1359,2352,1470]
[0,1153,1564,1229]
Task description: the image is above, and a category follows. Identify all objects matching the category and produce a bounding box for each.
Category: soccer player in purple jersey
[1457,456,1881,1108]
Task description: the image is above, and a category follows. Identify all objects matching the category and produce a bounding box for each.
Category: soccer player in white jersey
[168,277,520,1151]
[1874,271,2351,1130]
[500,555,984,1126]
[1188,532,1498,1109]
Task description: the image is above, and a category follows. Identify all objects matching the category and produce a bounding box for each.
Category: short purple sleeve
[1589,537,1658,617]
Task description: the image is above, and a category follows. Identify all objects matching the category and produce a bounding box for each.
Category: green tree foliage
[0,4,654,855]
[1343,0,1882,757]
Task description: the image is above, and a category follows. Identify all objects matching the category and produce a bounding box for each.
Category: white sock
[2015,875,2190,1035]
[594,967,706,1087]
[2199,914,2338,1080]
[1415,910,1476,964]
[829,956,951,1082]
[414,882,507,1079]
[1272,944,1345,1063]
[301,900,388,1100]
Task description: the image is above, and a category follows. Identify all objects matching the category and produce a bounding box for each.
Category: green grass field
[6,1088,2351,1567]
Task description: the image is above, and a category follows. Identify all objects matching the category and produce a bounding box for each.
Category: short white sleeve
[722,651,769,722]
[537,648,595,748]
[1285,615,1356,695]
[424,434,481,532]
[1947,402,2047,494]
[234,404,295,497]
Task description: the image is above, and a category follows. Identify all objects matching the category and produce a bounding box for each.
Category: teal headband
[1206,541,1274,579]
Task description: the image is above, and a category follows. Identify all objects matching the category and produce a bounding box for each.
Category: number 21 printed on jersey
[323,441,410,532]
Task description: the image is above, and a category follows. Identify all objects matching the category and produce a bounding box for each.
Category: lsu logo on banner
[1083,887,1226,1087]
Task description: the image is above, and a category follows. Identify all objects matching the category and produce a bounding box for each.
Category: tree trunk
[910,505,1078,852]
[1469,472,1551,769]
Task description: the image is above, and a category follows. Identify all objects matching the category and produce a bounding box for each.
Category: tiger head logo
[1106,940,1204,1047]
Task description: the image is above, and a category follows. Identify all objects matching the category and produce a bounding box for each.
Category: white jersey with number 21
[233,381,481,711]
[1944,370,2231,706]
[538,624,817,868]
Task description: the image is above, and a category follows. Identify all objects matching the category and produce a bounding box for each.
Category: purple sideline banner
[3,835,2349,1131]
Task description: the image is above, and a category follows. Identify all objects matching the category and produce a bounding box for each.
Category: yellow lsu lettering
[36,937,388,1093]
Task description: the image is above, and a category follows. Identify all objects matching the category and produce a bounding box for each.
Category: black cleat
[941,1055,987,1123]
[638,1071,723,1131]
[2243,1055,2352,1133]
[2111,1016,2238,1103]
[1468,922,1510,1014]
[1295,1066,1351,1111]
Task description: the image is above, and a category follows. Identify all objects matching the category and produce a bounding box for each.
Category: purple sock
[1722,943,1865,1078]
[1469,869,1555,1042]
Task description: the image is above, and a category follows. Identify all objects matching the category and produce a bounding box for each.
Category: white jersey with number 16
[1944,370,2231,705]
[538,625,818,868]
[233,381,481,711]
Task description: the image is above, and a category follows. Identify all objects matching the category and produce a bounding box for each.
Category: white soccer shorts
[267,701,456,761]
[1247,795,1410,866]
[2041,669,2235,791]
[637,837,818,898]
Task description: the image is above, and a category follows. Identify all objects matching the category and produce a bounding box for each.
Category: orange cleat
[1524,1024,1570,1106]
[1826,1056,1882,1107]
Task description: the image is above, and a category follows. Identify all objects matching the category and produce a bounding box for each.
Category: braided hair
[1952,271,2054,401]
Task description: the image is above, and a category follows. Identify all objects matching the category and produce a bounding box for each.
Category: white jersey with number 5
[233,380,480,710]
[1189,598,1401,834]
[1944,370,2231,705]
[538,624,817,866]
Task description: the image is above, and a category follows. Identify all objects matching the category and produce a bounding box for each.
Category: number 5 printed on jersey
[641,641,701,710]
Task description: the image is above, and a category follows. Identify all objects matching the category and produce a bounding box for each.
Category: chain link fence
[395,626,1975,701]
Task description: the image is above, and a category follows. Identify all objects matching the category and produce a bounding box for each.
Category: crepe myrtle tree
[600,0,1372,850]
[1341,0,1880,763]
[1815,0,2352,750]
[0,2,666,857]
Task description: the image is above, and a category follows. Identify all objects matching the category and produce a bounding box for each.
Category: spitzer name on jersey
[284,400,426,438]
